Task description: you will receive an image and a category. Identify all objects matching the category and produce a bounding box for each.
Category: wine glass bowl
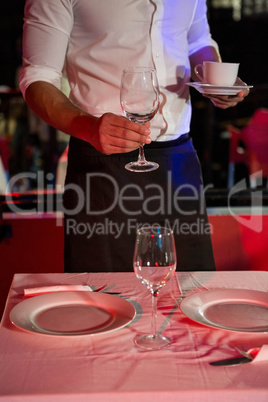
[120,67,160,172]
[133,226,177,349]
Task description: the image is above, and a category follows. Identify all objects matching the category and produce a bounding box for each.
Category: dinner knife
[210,356,252,366]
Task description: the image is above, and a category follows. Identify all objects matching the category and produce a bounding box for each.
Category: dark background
[0,0,24,88]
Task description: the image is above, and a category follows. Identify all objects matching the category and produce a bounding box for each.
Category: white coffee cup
[194,61,239,86]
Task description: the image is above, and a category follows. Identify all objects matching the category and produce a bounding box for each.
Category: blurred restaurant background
[1,0,268,315]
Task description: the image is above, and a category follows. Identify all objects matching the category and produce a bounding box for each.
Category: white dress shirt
[20,0,218,141]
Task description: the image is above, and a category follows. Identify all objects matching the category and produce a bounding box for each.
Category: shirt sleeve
[19,0,74,98]
[187,0,219,56]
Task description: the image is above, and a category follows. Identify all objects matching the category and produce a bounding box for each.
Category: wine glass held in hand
[133,226,177,349]
[120,67,160,172]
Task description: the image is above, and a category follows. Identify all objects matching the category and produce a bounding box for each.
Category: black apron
[63,135,216,272]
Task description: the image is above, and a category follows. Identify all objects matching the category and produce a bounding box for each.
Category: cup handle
[194,64,204,82]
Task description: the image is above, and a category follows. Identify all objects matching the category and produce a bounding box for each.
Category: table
[0,271,268,401]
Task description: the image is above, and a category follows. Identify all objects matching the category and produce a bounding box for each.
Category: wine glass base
[125,161,159,172]
[135,334,172,350]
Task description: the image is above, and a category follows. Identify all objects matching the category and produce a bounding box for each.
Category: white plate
[187,82,253,95]
[10,291,136,336]
[180,289,268,332]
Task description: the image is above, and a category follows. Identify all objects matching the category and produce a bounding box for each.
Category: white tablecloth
[0,271,268,401]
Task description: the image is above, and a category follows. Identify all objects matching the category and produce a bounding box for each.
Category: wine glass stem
[151,290,158,338]
[138,144,146,164]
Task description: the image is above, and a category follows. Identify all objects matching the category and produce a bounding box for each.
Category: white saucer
[187,82,253,95]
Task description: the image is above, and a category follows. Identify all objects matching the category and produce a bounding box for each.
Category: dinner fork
[234,346,260,360]
[92,285,121,295]
[93,285,108,292]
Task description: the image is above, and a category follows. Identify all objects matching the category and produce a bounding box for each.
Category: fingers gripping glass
[120,67,160,172]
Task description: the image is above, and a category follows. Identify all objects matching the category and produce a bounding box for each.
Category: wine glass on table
[120,67,160,172]
[133,226,177,349]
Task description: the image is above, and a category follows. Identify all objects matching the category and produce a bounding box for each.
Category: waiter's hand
[90,113,152,155]
[202,77,250,109]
